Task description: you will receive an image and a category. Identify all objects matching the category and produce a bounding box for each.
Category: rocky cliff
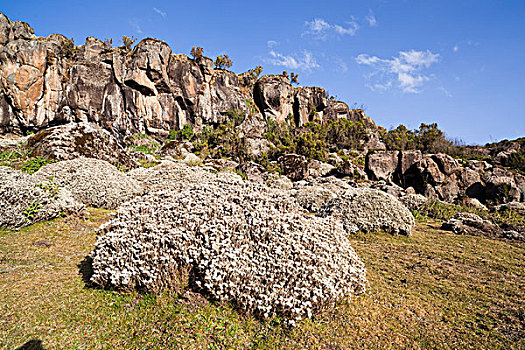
[1,12,523,207]
[0,12,383,149]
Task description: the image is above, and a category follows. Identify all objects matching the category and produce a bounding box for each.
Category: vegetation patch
[1,210,523,349]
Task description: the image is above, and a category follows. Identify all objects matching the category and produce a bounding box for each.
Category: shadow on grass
[77,255,94,287]
[16,339,45,350]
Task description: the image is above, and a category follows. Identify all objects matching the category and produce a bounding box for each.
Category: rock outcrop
[279,153,309,181]
[362,149,525,205]
[441,212,500,238]
[26,122,136,169]
[0,11,383,153]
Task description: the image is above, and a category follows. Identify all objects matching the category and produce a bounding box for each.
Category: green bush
[502,151,525,173]
[263,118,368,162]
[214,55,233,69]
[168,124,195,142]
[21,157,55,175]
[192,111,250,163]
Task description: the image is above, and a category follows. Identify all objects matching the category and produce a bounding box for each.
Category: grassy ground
[1,209,523,349]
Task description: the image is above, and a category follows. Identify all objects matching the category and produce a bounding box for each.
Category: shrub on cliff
[264,118,368,162]
[168,124,195,142]
[190,46,204,59]
[193,110,251,162]
[121,36,137,51]
[214,54,233,69]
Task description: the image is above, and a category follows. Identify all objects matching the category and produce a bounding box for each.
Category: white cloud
[129,19,143,34]
[265,50,320,72]
[355,49,440,93]
[303,18,359,40]
[153,7,167,18]
[439,87,453,97]
[333,57,348,73]
[366,10,377,27]
[453,45,459,52]
[267,40,278,48]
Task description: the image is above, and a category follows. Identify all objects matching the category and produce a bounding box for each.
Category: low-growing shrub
[21,157,56,174]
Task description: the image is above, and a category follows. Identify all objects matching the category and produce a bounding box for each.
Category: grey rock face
[308,159,335,178]
[293,86,328,126]
[279,153,309,181]
[365,150,399,181]
[399,194,428,211]
[89,169,367,324]
[492,201,525,212]
[318,188,415,236]
[0,11,385,158]
[26,122,136,169]
[254,75,294,123]
[0,166,84,228]
[335,160,366,179]
[34,157,144,209]
[431,154,461,176]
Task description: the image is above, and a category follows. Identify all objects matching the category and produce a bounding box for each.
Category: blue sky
[2,0,524,144]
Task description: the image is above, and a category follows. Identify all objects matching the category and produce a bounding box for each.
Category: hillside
[0,11,524,350]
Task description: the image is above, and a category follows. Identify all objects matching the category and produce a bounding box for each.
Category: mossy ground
[1,209,523,349]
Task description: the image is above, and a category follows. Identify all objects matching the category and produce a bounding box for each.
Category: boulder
[89,170,367,324]
[26,123,136,169]
[370,181,406,198]
[514,174,525,202]
[398,150,422,178]
[403,156,445,194]
[399,194,428,211]
[253,75,293,123]
[492,201,525,212]
[317,188,415,236]
[308,159,334,178]
[441,212,500,238]
[327,152,343,166]
[244,137,272,158]
[365,150,399,181]
[435,177,461,203]
[0,166,83,228]
[204,158,239,171]
[460,197,488,211]
[279,153,309,181]
[159,140,193,158]
[481,168,520,203]
[432,154,461,176]
[466,160,492,172]
[182,153,201,165]
[237,161,266,182]
[335,160,366,179]
[34,157,144,209]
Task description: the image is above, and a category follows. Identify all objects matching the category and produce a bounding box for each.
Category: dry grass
[1,210,524,349]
